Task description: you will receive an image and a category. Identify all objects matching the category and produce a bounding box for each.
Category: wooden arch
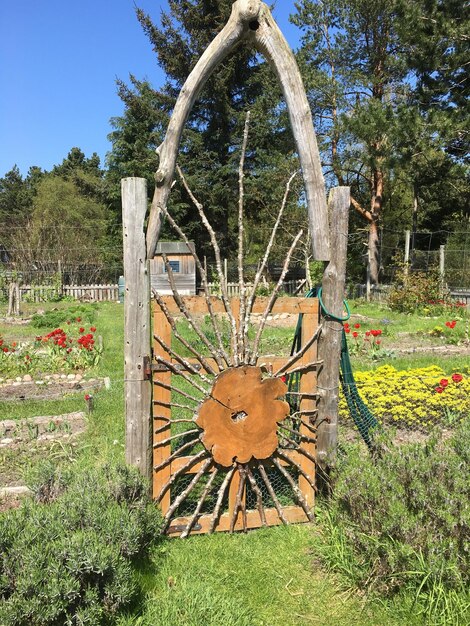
[146,0,331,262]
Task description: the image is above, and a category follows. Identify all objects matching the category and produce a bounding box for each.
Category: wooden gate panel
[153,295,319,537]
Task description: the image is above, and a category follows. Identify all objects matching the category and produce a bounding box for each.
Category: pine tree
[108,0,301,263]
[292,0,410,284]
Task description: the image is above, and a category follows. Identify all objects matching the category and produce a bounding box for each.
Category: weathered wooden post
[316,187,350,471]
[122,177,152,483]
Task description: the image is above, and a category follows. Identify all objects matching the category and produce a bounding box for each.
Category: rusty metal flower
[196,366,289,467]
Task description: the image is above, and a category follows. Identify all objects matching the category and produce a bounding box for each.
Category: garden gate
[122,0,351,537]
[152,295,319,537]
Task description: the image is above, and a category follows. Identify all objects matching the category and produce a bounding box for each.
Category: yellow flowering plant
[339,365,469,428]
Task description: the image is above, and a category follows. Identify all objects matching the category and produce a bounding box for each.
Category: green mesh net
[287,289,379,451]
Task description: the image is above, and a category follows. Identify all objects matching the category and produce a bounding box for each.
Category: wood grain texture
[316,187,350,467]
[122,178,152,483]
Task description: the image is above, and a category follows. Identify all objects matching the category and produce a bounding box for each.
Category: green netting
[287,288,379,451]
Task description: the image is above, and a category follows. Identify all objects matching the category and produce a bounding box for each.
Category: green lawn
[1,298,467,625]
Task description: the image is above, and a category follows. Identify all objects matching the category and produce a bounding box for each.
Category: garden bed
[0,373,106,402]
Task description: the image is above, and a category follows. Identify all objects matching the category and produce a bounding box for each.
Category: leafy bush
[0,464,163,625]
[388,266,446,313]
[30,304,97,329]
[318,421,470,624]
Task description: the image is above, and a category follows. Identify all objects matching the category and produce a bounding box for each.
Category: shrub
[318,420,470,624]
[30,304,97,329]
[0,464,163,626]
[388,266,446,314]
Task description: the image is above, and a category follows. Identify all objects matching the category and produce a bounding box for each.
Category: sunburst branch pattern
[274,324,323,376]
[209,464,237,534]
[271,457,314,522]
[237,111,251,363]
[177,165,239,365]
[155,449,209,504]
[257,461,288,525]
[180,467,220,538]
[153,333,214,386]
[160,205,231,368]
[153,400,196,413]
[162,253,225,367]
[162,458,213,532]
[249,230,304,365]
[154,380,203,404]
[153,290,219,376]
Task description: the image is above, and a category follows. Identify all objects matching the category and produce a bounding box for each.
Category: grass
[117,524,420,626]
[1,297,468,625]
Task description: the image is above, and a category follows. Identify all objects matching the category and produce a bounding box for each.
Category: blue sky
[0,1,301,177]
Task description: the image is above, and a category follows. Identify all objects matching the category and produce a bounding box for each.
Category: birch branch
[238,111,251,362]
[249,230,303,363]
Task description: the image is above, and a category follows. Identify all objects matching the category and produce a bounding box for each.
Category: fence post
[439,245,445,294]
[122,178,152,484]
[317,187,350,472]
[404,230,411,275]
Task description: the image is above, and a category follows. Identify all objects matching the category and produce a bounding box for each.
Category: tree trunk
[367,167,384,286]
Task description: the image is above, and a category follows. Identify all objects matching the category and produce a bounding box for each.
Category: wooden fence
[206,279,306,297]
[18,284,119,303]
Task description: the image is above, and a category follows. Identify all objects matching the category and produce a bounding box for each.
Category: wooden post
[122,177,152,483]
[316,187,350,470]
[404,230,411,276]
[439,245,445,294]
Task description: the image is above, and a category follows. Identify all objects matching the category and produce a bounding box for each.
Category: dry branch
[229,465,247,533]
[154,355,209,396]
[154,379,202,404]
[276,450,317,493]
[153,438,202,472]
[176,166,239,364]
[163,458,213,531]
[153,429,200,448]
[258,461,288,524]
[246,466,267,527]
[237,111,251,361]
[209,464,237,534]
[274,325,323,376]
[155,449,208,504]
[249,230,303,363]
[271,457,314,522]
[153,290,219,376]
[160,206,231,367]
[181,467,220,538]
[153,332,213,386]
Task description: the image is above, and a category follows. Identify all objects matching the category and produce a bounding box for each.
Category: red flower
[345,328,351,334]
[90,326,96,332]
[352,331,359,338]
[280,374,288,383]
[365,331,371,337]
[66,320,71,325]
[452,373,463,384]
[84,394,91,401]
[440,379,449,388]
[79,327,85,334]
[354,323,361,329]
[11,342,17,348]
[376,340,381,345]
[76,317,81,322]
[435,387,444,394]
[3,347,8,353]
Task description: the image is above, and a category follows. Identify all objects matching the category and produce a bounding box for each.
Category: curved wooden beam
[146,0,330,262]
